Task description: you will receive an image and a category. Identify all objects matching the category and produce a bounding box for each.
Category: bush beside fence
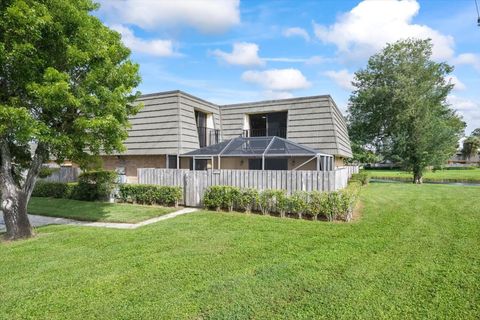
[118,184,182,207]
[202,180,362,222]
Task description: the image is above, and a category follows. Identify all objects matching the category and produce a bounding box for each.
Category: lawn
[28,197,177,223]
[366,168,480,183]
[2,183,479,319]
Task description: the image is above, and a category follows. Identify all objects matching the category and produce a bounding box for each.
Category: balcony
[197,126,220,147]
[242,127,287,138]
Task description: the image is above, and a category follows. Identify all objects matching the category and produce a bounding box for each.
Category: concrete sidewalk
[0,207,198,232]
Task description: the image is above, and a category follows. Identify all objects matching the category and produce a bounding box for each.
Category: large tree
[462,135,480,161]
[348,39,465,183]
[0,0,141,240]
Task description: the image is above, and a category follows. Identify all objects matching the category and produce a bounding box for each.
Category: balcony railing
[197,127,220,147]
[242,127,287,138]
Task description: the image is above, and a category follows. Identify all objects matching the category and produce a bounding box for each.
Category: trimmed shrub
[259,189,278,215]
[308,191,326,220]
[223,186,241,212]
[74,170,117,201]
[351,171,369,186]
[203,186,225,211]
[118,184,182,207]
[275,191,289,218]
[238,188,259,213]
[32,181,76,199]
[289,191,308,219]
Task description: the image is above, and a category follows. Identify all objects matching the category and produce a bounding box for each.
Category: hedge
[202,183,362,222]
[32,170,117,201]
[118,184,182,207]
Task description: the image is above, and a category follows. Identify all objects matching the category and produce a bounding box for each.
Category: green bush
[32,181,76,199]
[203,186,226,211]
[223,186,241,212]
[351,171,369,185]
[307,191,326,220]
[275,191,289,218]
[74,170,117,201]
[238,188,259,213]
[259,189,278,215]
[118,184,182,207]
[289,191,308,219]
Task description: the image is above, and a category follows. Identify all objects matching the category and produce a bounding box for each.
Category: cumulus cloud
[313,0,455,61]
[446,75,466,91]
[212,42,265,66]
[241,68,311,91]
[111,25,176,57]
[283,27,310,41]
[447,95,480,134]
[99,0,240,33]
[453,53,480,71]
[323,69,355,91]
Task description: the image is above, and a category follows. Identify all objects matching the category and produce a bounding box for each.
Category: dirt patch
[351,200,364,222]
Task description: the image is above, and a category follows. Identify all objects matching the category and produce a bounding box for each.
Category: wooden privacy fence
[138,166,359,207]
[40,167,80,183]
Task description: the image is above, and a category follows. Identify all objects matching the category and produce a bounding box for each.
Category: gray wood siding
[178,92,221,153]
[120,92,180,155]
[220,96,351,157]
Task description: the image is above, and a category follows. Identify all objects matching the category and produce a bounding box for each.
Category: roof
[181,136,332,158]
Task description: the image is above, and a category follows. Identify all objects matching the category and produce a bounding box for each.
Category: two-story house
[101,90,352,183]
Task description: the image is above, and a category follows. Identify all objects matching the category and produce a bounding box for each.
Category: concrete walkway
[0,207,198,232]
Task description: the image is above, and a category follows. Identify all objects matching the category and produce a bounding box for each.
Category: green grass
[2,183,479,319]
[28,197,177,223]
[366,168,480,182]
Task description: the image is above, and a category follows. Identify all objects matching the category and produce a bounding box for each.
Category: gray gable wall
[117,90,352,158]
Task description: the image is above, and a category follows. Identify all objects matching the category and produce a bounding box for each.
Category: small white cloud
[323,69,354,91]
[453,53,480,71]
[447,95,480,134]
[212,42,264,66]
[313,0,455,61]
[305,56,328,65]
[283,27,310,41]
[241,68,311,91]
[112,25,176,57]
[446,75,466,91]
[99,0,240,33]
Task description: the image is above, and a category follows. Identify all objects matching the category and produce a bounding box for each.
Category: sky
[95,0,480,135]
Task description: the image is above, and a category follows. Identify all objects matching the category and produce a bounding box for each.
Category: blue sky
[96,0,480,135]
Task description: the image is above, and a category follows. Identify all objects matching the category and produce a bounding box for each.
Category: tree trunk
[413,172,423,184]
[2,187,34,240]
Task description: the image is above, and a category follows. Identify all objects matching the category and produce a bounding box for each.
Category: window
[248,158,288,170]
[167,155,178,169]
[189,159,207,170]
[247,112,287,138]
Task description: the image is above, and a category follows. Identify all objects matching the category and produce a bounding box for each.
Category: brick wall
[102,155,166,183]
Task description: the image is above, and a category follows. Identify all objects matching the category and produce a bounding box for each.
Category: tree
[462,136,480,161]
[348,39,465,183]
[0,0,141,240]
[471,128,480,137]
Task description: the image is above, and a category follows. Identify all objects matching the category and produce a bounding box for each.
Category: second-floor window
[195,110,219,147]
[246,112,287,138]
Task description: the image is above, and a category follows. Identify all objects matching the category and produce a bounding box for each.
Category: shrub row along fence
[138,167,359,207]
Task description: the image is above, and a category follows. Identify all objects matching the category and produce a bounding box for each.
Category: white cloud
[212,42,265,66]
[241,68,311,91]
[323,69,354,91]
[313,0,455,61]
[283,27,310,41]
[446,75,466,91]
[111,25,176,57]
[447,95,480,134]
[453,53,480,71]
[99,0,240,33]
[305,56,329,65]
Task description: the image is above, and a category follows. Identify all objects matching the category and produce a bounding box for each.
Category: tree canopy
[0,0,141,239]
[348,39,465,183]
[462,135,480,161]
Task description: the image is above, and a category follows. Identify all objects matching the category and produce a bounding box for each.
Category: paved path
[0,207,198,233]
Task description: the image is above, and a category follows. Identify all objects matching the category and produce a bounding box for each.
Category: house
[101,90,353,183]
[448,150,480,166]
